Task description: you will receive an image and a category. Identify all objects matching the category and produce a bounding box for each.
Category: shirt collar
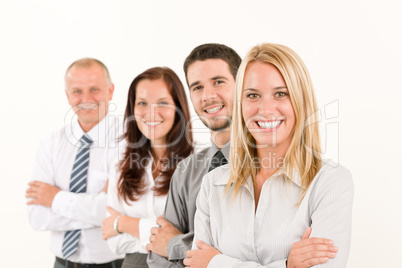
[213,165,303,189]
[205,139,231,159]
[71,116,108,147]
[274,167,303,187]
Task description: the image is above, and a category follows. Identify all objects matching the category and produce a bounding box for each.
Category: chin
[205,119,231,132]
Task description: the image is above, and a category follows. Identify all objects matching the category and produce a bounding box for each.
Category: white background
[1,0,401,267]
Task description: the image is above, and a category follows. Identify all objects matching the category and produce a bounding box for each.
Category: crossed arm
[183,228,337,268]
[26,136,111,231]
[183,166,353,268]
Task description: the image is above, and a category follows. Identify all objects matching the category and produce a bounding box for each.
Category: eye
[214,80,224,85]
[91,88,98,92]
[159,102,168,106]
[73,89,81,94]
[275,92,288,98]
[247,93,260,99]
[193,85,203,92]
[137,101,146,106]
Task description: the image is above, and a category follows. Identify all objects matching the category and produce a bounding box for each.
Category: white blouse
[193,160,353,268]
[106,150,167,255]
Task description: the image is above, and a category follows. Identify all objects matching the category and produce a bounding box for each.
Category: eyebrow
[189,76,229,89]
[189,81,200,89]
[211,76,229,81]
[243,88,259,92]
[272,86,288,91]
[136,97,171,102]
[244,86,288,91]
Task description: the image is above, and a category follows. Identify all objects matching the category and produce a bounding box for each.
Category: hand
[102,206,121,240]
[287,227,338,268]
[183,240,221,268]
[26,181,61,207]
[102,179,109,193]
[146,216,182,257]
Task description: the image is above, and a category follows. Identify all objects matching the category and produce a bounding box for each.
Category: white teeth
[257,121,281,129]
[205,106,223,114]
[145,121,162,126]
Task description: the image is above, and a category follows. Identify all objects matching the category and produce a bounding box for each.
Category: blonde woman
[185,43,353,268]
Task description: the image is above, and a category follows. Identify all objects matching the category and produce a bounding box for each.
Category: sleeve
[139,218,157,248]
[147,251,184,268]
[106,164,142,255]
[308,164,354,267]
[165,163,194,261]
[209,255,286,268]
[147,163,190,268]
[192,174,213,250]
[26,135,98,231]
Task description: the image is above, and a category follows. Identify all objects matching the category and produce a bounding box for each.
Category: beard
[200,115,231,132]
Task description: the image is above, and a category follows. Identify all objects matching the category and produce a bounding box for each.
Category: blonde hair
[65,58,112,88]
[227,43,322,205]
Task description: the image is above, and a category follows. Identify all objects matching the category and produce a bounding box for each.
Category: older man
[26,58,124,268]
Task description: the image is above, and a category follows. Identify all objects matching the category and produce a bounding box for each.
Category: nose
[82,91,94,103]
[143,104,160,120]
[201,84,217,102]
[258,96,277,117]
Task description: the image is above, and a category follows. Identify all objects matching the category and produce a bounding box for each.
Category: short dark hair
[183,43,241,84]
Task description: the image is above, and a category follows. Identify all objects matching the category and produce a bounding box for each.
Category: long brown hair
[118,67,193,203]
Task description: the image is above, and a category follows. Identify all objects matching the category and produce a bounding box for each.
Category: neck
[78,113,106,133]
[256,144,288,176]
[151,147,167,161]
[210,127,231,149]
[78,121,97,133]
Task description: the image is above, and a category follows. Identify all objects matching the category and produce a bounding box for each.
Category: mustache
[76,103,98,110]
[201,101,224,110]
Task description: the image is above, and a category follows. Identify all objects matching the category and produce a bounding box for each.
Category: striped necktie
[208,150,228,172]
[62,134,93,259]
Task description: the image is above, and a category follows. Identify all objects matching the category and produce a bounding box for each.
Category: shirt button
[248,247,254,253]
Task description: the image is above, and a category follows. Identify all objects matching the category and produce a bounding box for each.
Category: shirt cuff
[139,218,157,249]
[52,190,72,215]
[167,234,190,260]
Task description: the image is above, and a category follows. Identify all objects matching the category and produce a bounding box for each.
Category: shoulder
[38,124,71,149]
[203,164,231,186]
[169,147,214,190]
[196,165,231,205]
[105,115,123,139]
[318,160,353,185]
[310,159,354,197]
[175,147,211,171]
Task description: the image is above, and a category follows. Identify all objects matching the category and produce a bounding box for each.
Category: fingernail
[328,240,334,244]
[322,258,329,262]
[332,246,338,251]
[330,252,336,257]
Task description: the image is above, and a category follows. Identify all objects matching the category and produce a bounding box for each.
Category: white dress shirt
[27,116,124,264]
[106,146,167,255]
[193,159,354,268]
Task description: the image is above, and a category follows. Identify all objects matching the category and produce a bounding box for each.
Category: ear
[65,90,71,105]
[108,83,115,100]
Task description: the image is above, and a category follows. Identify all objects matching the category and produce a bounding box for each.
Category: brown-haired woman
[102,67,193,267]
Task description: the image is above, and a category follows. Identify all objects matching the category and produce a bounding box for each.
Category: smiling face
[242,61,295,150]
[134,79,176,146]
[187,59,235,132]
[65,64,114,132]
